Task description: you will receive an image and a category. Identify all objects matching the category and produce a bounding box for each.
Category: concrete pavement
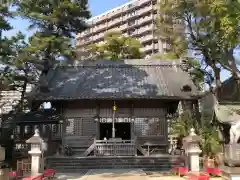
[56,169,222,180]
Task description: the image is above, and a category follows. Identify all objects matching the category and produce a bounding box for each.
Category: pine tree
[87,31,144,60]
[0,3,38,111]
[17,0,91,70]
[0,4,13,90]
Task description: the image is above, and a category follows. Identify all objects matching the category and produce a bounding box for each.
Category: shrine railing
[94,139,136,156]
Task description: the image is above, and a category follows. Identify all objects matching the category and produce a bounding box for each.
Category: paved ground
[56,169,222,180]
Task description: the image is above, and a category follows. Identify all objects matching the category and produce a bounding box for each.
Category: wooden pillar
[163,108,168,150]
[62,121,66,146]
[130,101,134,140]
[96,102,100,140]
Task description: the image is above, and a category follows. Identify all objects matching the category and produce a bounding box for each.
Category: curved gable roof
[29,59,200,101]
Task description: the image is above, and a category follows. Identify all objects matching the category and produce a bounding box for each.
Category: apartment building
[0,85,32,114]
[76,0,172,59]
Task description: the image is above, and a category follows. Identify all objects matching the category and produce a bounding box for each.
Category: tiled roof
[1,109,63,129]
[30,59,200,101]
[218,76,240,103]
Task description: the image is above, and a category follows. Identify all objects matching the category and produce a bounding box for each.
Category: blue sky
[3,0,240,81]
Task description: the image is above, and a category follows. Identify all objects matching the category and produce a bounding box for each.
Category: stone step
[47,158,180,163]
[48,160,180,165]
[46,155,183,172]
[49,162,174,166]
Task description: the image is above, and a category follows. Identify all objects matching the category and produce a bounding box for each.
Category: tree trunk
[230,57,240,80]
[18,75,28,112]
[212,64,221,100]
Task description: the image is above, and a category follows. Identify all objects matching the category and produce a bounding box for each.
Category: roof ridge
[56,59,183,68]
[58,64,183,68]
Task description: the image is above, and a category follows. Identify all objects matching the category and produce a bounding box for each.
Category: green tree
[0,3,35,150]
[87,31,144,60]
[156,0,240,96]
[157,0,237,157]
[0,1,38,111]
[171,110,221,156]
[0,3,13,90]
[17,0,90,70]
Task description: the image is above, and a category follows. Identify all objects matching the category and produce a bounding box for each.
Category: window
[128,11,136,17]
[66,119,74,135]
[128,20,136,26]
[42,124,48,134]
[34,125,39,131]
[129,29,136,35]
[133,117,165,136]
[24,125,32,135]
[15,126,20,135]
[15,143,28,150]
[128,4,134,8]
[52,124,57,133]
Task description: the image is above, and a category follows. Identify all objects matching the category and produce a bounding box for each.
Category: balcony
[93,14,108,25]
[92,33,104,42]
[138,15,153,26]
[127,20,138,28]
[125,12,138,21]
[138,0,152,7]
[138,24,153,34]
[138,5,153,16]
[107,18,122,28]
[108,8,122,18]
[139,34,154,43]
[122,2,139,12]
[119,24,128,32]
[92,23,107,33]
[163,42,171,50]
[142,43,159,52]
[141,44,153,52]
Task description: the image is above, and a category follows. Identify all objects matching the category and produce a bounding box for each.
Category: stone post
[26,129,43,176]
[183,128,202,172]
[0,145,5,162]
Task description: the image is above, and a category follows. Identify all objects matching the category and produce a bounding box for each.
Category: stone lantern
[26,129,43,176]
[0,145,8,180]
[183,128,202,172]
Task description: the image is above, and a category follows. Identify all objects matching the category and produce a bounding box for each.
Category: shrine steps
[45,155,184,173]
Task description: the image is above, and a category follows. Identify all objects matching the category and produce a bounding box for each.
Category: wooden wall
[61,100,178,149]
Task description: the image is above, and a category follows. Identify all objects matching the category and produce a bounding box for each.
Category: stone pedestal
[26,129,43,176]
[0,168,10,180]
[0,145,9,180]
[220,166,240,180]
[0,146,5,162]
[221,143,240,179]
[224,143,240,167]
[183,128,201,172]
